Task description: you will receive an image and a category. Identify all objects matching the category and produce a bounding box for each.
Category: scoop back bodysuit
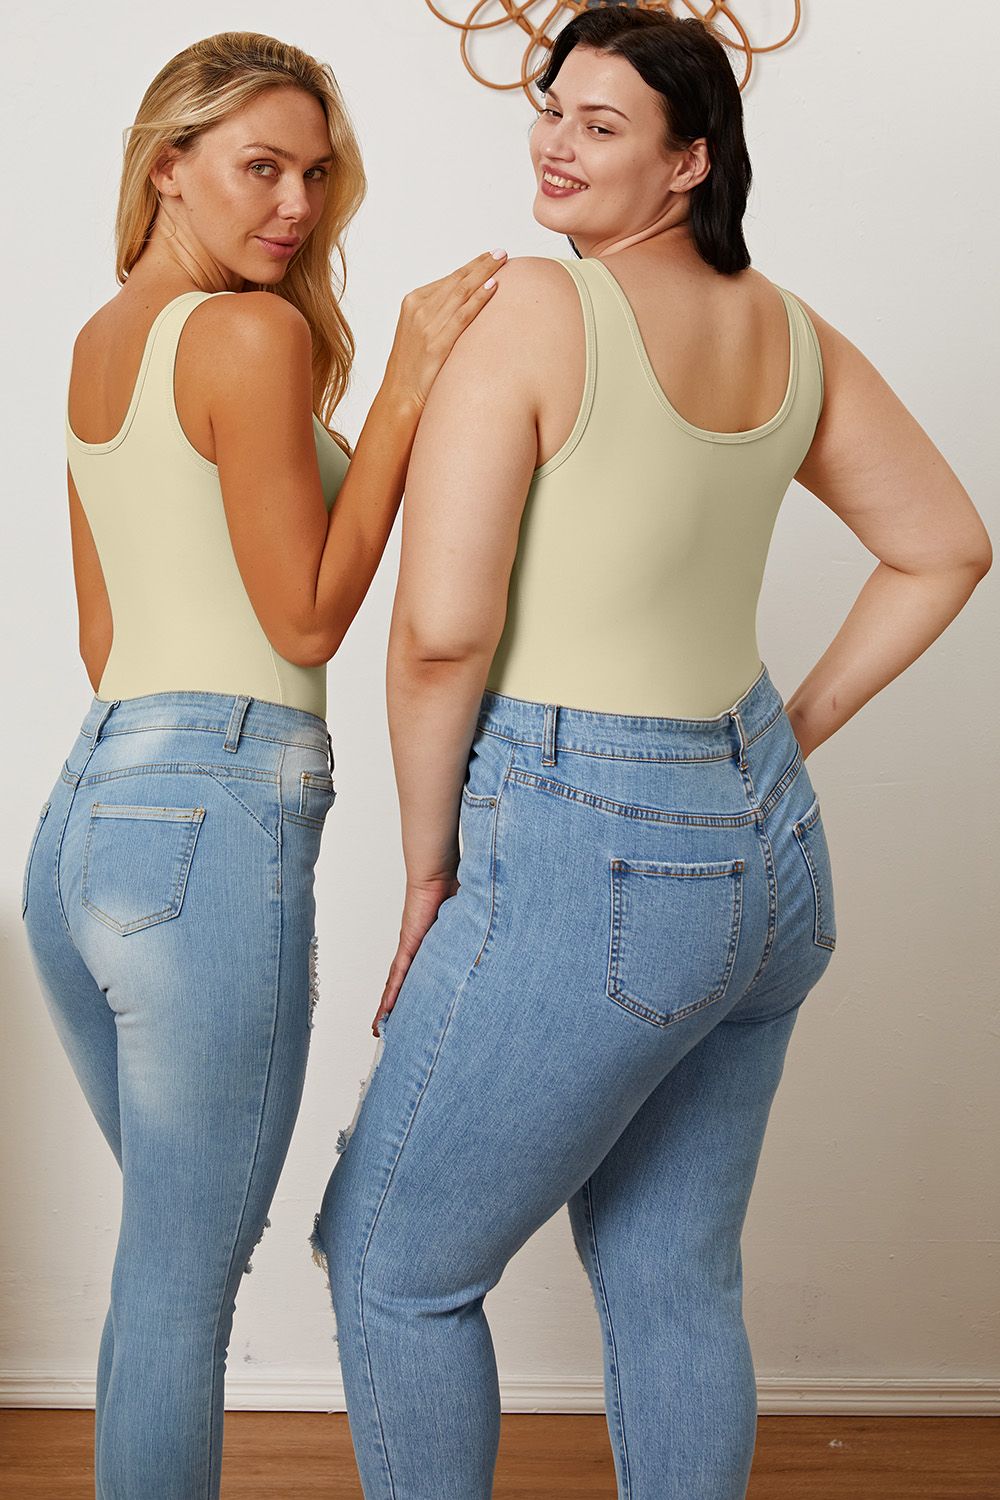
[485,256,825,718]
[66,290,349,720]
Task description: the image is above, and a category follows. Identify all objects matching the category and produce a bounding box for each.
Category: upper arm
[203,293,331,664]
[67,461,112,654]
[391,258,552,658]
[794,299,992,574]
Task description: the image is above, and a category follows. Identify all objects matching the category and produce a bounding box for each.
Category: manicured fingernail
[484,276,497,289]
[491,247,507,258]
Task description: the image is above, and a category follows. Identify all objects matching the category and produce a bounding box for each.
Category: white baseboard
[1,1373,997,1415]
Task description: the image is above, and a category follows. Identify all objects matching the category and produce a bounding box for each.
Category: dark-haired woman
[19,31,506,1500]
[312,10,991,1499]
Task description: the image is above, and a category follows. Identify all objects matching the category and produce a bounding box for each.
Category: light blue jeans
[20,690,336,1499]
[313,662,837,1500]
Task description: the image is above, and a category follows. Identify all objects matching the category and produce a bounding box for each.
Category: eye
[539,108,610,135]
[248,162,329,181]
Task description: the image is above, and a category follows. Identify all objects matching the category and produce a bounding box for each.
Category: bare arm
[375,259,545,1030]
[786,301,993,756]
[67,464,112,692]
[206,251,508,667]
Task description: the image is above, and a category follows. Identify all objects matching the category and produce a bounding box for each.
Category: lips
[541,169,589,192]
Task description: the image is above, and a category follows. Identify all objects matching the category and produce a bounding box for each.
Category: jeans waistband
[79,691,333,764]
[477,662,786,764]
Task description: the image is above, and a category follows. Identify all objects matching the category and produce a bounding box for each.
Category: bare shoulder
[442,255,581,385]
[187,289,312,366]
[463,255,579,337]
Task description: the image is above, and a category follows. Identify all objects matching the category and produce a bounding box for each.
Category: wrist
[405,851,460,889]
[378,371,424,427]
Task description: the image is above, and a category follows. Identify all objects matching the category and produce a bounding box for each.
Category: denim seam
[478,727,738,764]
[204,749,285,1497]
[581,1177,632,1497]
[203,769,278,845]
[508,769,761,827]
[731,749,779,988]
[75,761,278,789]
[55,738,104,946]
[757,742,803,821]
[21,801,50,918]
[472,743,516,968]
[793,808,836,951]
[354,954,491,1498]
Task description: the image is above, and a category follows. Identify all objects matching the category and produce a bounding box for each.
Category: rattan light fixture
[424,1,801,99]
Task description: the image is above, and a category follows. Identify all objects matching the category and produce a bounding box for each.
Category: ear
[673,138,712,194]
[150,147,184,199]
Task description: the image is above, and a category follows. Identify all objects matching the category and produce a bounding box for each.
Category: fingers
[425,249,507,299]
[457,248,507,282]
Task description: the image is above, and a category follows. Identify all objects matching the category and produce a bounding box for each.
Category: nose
[541,119,576,164]
[278,180,311,223]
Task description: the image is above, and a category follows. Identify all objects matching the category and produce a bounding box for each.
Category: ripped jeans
[312,662,837,1500]
[20,691,336,1500]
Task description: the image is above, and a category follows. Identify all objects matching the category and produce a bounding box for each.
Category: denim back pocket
[792,798,836,951]
[607,856,745,1027]
[21,799,51,918]
[82,802,205,935]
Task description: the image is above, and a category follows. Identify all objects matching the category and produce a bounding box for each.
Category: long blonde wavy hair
[116,32,367,455]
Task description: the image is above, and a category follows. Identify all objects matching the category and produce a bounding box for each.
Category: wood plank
[0,1410,996,1498]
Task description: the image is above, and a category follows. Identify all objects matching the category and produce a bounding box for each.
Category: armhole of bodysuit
[531,259,598,481]
[783,288,825,410]
[168,291,235,475]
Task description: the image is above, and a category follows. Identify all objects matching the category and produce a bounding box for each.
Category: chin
[533,201,582,237]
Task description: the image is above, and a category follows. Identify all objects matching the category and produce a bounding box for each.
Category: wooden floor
[1,1410,997,1498]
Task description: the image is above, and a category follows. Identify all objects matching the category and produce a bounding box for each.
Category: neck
[570,203,691,261]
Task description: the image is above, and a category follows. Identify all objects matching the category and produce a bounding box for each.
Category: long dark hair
[535,8,752,274]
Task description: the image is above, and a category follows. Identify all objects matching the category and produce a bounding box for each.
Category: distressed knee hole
[243,1215,271,1276]
[307,932,320,1029]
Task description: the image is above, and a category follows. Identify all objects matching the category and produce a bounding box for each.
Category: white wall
[2,1,997,1414]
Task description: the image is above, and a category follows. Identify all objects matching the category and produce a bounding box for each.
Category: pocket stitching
[793,801,836,951]
[81,803,205,934]
[297,770,336,825]
[606,857,745,1027]
[468,744,517,967]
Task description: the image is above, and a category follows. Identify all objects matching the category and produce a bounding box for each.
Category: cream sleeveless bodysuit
[66,290,349,719]
[485,256,824,718]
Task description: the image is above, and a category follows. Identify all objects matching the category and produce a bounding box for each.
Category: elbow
[389,614,500,667]
[283,627,339,669]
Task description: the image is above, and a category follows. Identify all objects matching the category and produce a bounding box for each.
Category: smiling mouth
[542,170,588,191]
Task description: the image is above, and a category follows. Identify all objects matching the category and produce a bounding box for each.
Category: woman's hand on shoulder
[382,248,509,415]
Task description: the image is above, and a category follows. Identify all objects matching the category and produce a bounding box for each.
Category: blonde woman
[19,31,505,1499]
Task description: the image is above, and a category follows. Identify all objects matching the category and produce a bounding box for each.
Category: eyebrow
[241,142,334,164]
[544,90,630,121]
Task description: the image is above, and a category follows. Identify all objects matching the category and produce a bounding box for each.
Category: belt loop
[223,695,252,754]
[91,698,119,745]
[730,709,748,772]
[541,704,559,767]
